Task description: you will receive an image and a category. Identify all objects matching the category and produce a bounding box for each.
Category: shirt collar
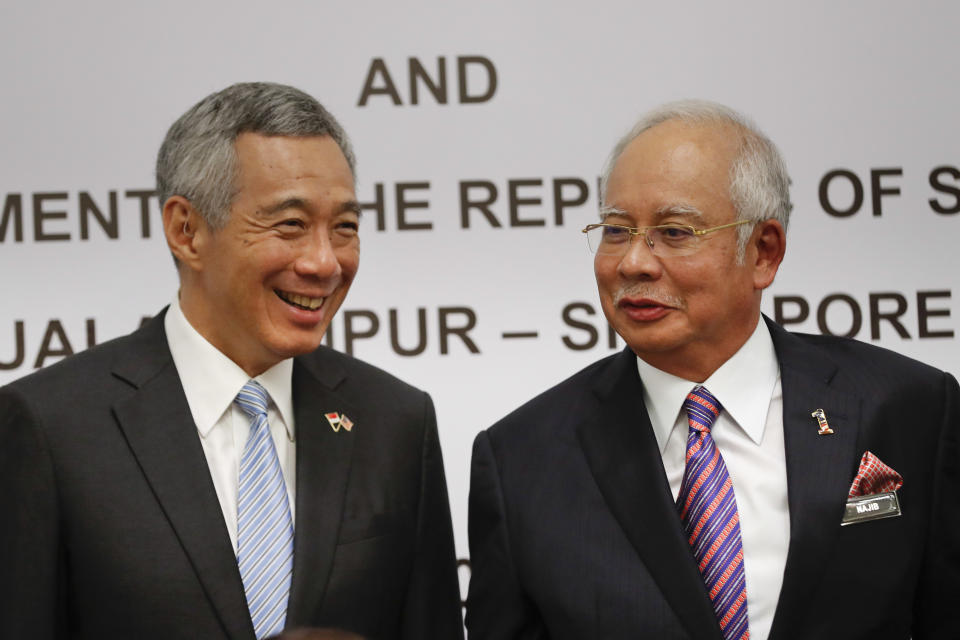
[637,316,779,453]
[164,296,295,440]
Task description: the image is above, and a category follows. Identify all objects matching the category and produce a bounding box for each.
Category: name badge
[841,491,901,526]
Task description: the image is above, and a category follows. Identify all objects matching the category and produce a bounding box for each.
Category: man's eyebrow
[260,197,309,216]
[599,205,629,221]
[654,203,705,223]
[340,200,362,217]
[259,197,362,218]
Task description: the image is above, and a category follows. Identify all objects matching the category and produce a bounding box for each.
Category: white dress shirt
[164,296,297,552]
[637,317,790,640]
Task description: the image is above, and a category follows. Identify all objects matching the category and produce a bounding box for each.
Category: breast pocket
[337,509,413,546]
[322,510,416,635]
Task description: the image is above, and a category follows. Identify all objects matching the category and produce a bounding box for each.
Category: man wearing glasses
[466,100,958,639]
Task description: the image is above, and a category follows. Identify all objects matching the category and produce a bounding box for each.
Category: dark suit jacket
[466,318,959,639]
[0,312,463,640]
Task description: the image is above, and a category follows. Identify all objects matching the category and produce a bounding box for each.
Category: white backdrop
[2,1,958,598]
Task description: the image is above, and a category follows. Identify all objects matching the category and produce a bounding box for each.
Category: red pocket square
[848,451,903,498]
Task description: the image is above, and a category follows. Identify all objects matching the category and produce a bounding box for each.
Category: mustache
[613,285,685,309]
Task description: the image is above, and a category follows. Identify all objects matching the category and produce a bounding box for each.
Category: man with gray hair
[0,82,463,640]
[466,99,958,639]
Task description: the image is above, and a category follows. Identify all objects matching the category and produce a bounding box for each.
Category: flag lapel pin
[325,411,354,433]
[325,412,342,432]
[811,408,834,435]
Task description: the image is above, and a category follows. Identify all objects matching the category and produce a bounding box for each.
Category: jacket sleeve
[465,430,547,640]
[399,392,464,640]
[0,386,64,640]
[913,371,960,639]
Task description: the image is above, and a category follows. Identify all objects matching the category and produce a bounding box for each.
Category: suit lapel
[111,314,255,640]
[576,348,724,640]
[766,319,861,639]
[285,353,358,627]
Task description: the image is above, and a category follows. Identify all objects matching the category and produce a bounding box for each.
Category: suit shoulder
[2,326,151,399]
[788,330,950,390]
[300,346,428,405]
[790,331,942,373]
[485,352,621,443]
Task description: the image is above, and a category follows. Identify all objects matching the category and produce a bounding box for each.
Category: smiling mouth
[275,290,325,311]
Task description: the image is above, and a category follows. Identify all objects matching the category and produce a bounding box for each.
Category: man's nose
[294,231,343,280]
[616,232,663,280]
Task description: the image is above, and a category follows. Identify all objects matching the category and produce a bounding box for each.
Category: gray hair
[156,82,356,229]
[600,99,791,256]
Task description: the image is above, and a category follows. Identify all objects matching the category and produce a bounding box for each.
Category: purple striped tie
[677,386,750,640]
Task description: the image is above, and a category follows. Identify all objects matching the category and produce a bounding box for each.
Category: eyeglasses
[582,220,753,258]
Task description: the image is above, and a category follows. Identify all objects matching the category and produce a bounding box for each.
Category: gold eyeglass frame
[581,219,752,256]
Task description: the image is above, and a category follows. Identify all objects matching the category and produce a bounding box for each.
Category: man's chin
[267,328,329,359]
[619,326,689,359]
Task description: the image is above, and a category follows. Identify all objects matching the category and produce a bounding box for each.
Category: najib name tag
[841,491,901,526]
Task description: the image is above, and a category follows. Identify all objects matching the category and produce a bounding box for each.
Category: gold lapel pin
[811,408,834,435]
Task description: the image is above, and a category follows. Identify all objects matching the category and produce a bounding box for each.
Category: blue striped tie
[234,381,294,639]
[676,386,750,640]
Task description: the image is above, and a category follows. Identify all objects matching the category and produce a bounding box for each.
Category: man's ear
[162,196,207,271]
[751,219,786,290]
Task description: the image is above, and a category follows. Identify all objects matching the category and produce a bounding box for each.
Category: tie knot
[683,386,721,433]
[235,380,269,419]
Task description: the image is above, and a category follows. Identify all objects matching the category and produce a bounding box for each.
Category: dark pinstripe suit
[466,317,959,639]
[0,311,463,640]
